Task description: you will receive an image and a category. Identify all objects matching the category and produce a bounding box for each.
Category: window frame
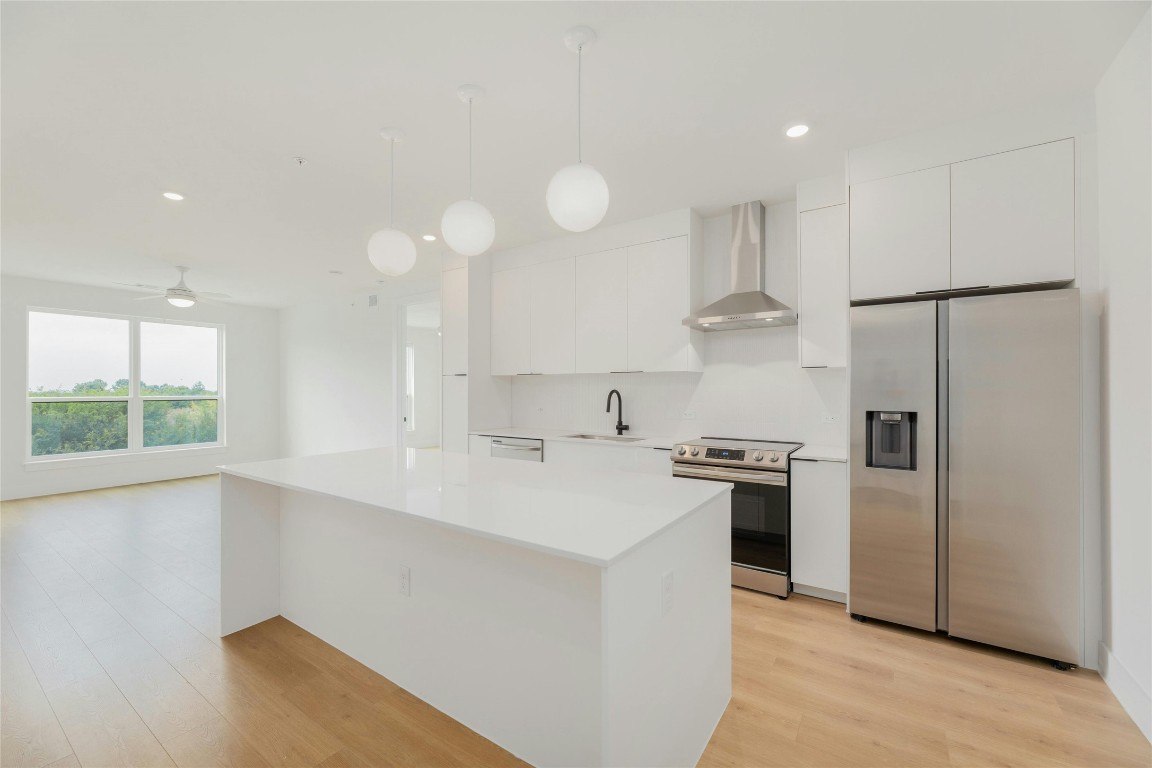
[26,307,226,463]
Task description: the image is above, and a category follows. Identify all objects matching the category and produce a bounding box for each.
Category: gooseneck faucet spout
[606,389,629,436]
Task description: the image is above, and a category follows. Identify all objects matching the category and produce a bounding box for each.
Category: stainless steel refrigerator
[849,288,1082,666]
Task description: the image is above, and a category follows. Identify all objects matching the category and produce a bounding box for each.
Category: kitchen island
[218,448,732,768]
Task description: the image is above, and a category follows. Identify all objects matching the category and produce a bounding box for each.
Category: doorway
[402,300,442,450]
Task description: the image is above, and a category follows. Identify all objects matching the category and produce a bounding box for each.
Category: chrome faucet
[606,389,629,436]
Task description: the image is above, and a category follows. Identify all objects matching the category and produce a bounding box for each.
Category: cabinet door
[467,434,490,457]
[627,236,691,372]
[491,267,531,375]
[799,205,848,368]
[529,258,576,374]
[575,248,628,373]
[950,139,1075,289]
[441,375,468,454]
[849,166,950,300]
[441,267,468,375]
[790,459,848,596]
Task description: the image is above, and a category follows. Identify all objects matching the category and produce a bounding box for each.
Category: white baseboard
[1099,642,1152,743]
[792,584,847,604]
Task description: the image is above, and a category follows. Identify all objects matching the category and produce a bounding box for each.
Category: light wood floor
[1,477,1148,768]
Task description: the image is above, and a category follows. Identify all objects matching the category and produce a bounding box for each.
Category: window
[27,310,223,459]
[404,345,416,432]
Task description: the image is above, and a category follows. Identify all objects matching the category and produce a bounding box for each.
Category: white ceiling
[2,1,1145,307]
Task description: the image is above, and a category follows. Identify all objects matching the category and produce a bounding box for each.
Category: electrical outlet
[398,565,411,597]
[822,413,841,424]
[661,570,674,616]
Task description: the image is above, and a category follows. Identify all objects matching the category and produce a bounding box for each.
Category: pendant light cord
[468,97,474,200]
[388,137,395,228]
[577,44,583,163]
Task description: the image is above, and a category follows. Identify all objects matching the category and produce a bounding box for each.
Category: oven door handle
[673,465,788,486]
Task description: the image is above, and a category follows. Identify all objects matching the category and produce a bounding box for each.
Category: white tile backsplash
[511,327,847,446]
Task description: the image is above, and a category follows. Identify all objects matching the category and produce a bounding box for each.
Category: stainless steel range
[671,437,803,598]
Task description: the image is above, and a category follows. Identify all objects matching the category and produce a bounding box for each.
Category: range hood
[683,201,797,331]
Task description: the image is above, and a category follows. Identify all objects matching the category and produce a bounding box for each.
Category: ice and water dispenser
[866,411,917,470]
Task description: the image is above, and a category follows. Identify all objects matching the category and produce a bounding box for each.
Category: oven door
[672,464,789,576]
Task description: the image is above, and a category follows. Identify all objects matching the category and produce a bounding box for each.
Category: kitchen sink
[563,434,646,443]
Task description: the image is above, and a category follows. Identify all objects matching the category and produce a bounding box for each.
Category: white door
[529,258,576,374]
[790,459,848,596]
[849,166,950,300]
[799,204,848,368]
[627,236,690,372]
[441,266,468,375]
[575,248,628,373]
[491,266,531,375]
[950,139,1075,289]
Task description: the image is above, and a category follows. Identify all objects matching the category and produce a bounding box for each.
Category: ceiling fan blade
[132,294,167,301]
[198,292,231,299]
[114,282,165,290]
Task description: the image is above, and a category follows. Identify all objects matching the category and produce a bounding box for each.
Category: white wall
[0,275,280,500]
[1095,8,1152,741]
[279,293,397,457]
[510,202,847,446]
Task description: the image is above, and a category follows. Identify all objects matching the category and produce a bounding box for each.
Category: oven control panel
[673,441,798,471]
[706,447,745,461]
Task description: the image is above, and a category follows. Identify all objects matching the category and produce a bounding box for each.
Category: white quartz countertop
[792,444,848,462]
[219,448,728,567]
[470,427,676,450]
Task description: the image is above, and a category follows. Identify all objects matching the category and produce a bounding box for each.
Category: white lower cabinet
[543,441,631,471]
[790,459,848,599]
[634,447,673,475]
[468,434,491,457]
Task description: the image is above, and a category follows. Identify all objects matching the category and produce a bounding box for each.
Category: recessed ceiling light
[162,191,184,201]
[422,235,437,242]
[785,124,809,138]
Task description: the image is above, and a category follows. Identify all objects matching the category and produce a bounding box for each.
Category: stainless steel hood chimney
[683,201,797,331]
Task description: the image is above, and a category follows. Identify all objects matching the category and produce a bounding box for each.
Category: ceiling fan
[116,266,230,308]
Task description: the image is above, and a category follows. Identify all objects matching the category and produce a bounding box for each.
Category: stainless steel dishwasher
[489,436,543,462]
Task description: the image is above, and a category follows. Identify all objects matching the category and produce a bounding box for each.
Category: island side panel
[600,492,732,768]
[278,488,604,768]
[220,473,282,635]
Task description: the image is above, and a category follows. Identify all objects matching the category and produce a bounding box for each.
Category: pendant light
[441,85,496,257]
[367,128,417,276]
[546,26,609,233]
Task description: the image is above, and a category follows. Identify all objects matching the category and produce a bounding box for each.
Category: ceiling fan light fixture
[167,296,196,308]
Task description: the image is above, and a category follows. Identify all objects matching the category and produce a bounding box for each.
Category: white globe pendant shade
[367,228,417,276]
[441,199,496,257]
[546,162,609,232]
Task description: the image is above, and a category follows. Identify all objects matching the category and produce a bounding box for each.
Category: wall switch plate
[399,565,411,597]
[661,570,674,616]
[822,413,841,423]
[681,410,697,420]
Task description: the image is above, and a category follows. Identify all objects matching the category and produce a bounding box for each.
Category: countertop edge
[218,463,729,568]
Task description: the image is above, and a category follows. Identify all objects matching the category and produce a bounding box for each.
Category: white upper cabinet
[441,266,468,376]
[849,165,951,301]
[950,139,1075,290]
[799,204,848,368]
[627,236,697,372]
[575,248,628,373]
[491,266,531,375]
[529,258,576,374]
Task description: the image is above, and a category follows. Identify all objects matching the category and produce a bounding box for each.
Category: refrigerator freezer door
[849,302,939,631]
[948,289,1081,665]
